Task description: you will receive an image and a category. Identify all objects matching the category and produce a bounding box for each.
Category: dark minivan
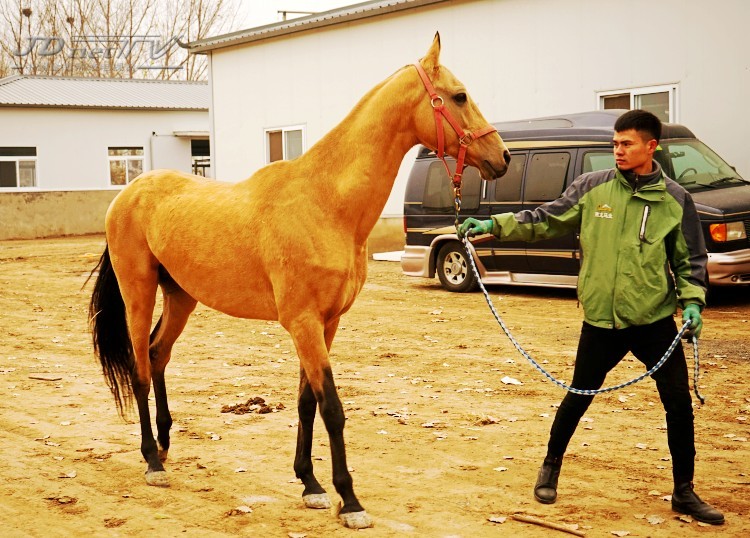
[401,110,750,292]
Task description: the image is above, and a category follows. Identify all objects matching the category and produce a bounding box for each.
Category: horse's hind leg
[150,280,197,463]
[113,261,168,486]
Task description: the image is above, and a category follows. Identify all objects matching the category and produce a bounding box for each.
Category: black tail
[88,245,133,416]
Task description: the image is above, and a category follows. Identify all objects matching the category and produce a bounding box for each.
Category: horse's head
[414,33,510,181]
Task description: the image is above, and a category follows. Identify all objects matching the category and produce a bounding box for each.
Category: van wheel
[437,242,478,292]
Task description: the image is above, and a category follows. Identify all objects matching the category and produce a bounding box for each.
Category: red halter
[413,62,497,187]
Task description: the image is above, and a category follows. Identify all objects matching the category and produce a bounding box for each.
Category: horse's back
[106,169,238,241]
[107,168,223,217]
[103,166,366,321]
[104,169,282,318]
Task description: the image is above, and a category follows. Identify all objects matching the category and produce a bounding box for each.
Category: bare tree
[58,0,98,76]
[0,1,40,76]
[0,46,9,78]
[150,0,187,80]
[154,0,237,81]
[0,0,238,80]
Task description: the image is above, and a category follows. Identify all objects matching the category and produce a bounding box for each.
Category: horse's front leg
[287,315,372,529]
[294,370,331,509]
[318,366,372,528]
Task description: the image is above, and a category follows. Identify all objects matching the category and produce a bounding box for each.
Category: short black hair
[614,109,662,142]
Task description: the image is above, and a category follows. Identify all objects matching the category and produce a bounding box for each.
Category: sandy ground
[1,235,748,537]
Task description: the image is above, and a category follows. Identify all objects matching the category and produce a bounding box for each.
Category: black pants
[547,316,695,483]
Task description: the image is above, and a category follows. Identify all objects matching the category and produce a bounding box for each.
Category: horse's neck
[298,69,419,246]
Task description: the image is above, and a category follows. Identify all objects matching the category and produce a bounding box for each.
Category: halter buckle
[430,96,444,108]
[459,132,475,146]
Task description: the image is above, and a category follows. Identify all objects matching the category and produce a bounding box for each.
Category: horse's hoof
[145,470,170,487]
[158,448,169,462]
[302,493,331,509]
[339,510,373,529]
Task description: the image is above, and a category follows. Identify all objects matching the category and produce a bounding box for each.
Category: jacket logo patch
[594,203,613,219]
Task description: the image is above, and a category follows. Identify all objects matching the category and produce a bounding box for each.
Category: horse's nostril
[503,150,511,165]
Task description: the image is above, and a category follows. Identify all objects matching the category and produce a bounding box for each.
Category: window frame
[0,147,38,189]
[108,147,144,186]
[597,84,679,123]
[264,124,306,164]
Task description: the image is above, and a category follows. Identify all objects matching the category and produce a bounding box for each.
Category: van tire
[436,242,478,293]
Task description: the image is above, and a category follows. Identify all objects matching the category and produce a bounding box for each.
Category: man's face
[613,129,657,173]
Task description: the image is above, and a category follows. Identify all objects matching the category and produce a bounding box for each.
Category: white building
[0,75,209,239]
[188,0,750,252]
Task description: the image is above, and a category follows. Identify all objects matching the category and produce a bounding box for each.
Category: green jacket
[491,161,707,329]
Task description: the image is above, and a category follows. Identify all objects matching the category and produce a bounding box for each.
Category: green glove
[682,304,703,339]
[458,218,494,238]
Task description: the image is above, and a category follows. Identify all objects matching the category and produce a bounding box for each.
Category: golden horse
[89,33,509,529]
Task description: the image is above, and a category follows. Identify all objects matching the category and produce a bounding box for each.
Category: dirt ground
[1,235,748,538]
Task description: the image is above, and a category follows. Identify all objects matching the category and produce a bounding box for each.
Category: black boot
[671,482,724,525]
[534,455,563,504]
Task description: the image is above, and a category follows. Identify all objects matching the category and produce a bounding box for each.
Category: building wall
[0,107,207,190]
[206,0,750,229]
[0,190,117,240]
[0,107,207,239]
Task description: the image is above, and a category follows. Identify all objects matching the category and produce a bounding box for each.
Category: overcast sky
[237,0,356,29]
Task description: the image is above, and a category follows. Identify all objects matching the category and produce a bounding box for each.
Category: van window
[666,142,724,179]
[524,152,570,202]
[459,166,482,212]
[423,162,454,210]
[422,161,482,212]
[583,151,615,173]
[495,153,526,201]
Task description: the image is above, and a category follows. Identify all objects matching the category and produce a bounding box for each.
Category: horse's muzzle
[481,150,511,180]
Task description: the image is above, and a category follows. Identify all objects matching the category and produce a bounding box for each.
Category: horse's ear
[421,32,441,73]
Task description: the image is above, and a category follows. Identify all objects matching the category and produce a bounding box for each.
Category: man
[459,110,724,524]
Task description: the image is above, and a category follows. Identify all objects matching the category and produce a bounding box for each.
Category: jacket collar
[616,160,665,193]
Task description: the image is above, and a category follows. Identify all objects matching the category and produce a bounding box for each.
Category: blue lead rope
[459,235,706,404]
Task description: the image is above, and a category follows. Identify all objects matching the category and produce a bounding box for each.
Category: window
[583,141,742,193]
[494,153,526,201]
[459,166,482,213]
[265,125,304,163]
[191,139,210,177]
[0,147,37,188]
[663,142,717,179]
[598,84,678,123]
[423,161,455,211]
[524,152,570,202]
[108,147,144,185]
[657,140,740,190]
[582,151,615,173]
[422,162,482,213]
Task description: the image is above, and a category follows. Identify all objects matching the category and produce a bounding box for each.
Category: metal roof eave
[0,103,208,111]
[186,0,449,54]
[0,75,209,109]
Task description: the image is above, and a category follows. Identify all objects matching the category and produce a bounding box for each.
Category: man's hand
[682,304,703,339]
[458,218,494,238]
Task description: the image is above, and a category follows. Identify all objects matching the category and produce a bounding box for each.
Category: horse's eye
[453,92,467,105]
